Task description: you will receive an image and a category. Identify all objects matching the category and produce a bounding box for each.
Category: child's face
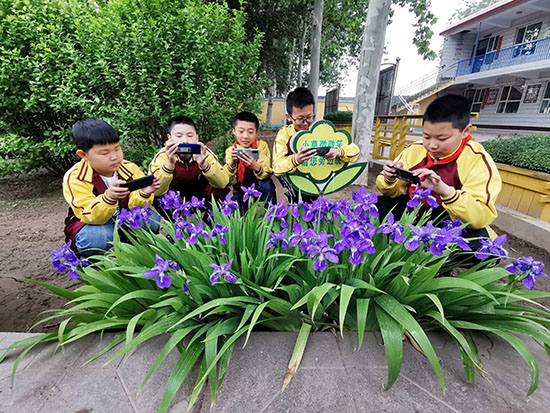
[422,121,471,159]
[77,142,123,177]
[169,123,199,144]
[232,120,258,148]
[286,104,315,132]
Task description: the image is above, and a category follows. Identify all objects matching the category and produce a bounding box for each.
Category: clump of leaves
[483,134,550,174]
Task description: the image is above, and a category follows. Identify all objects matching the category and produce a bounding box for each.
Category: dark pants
[376,195,489,269]
[232,178,277,214]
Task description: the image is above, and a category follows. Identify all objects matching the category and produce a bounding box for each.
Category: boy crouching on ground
[224,111,276,212]
[376,94,502,250]
[149,116,230,215]
[63,118,161,256]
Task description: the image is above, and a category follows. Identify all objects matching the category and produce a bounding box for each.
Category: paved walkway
[1,331,549,412]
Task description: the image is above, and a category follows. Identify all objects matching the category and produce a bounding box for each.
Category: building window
[540,83,550,114]
[467,89,486,112]
[524,84,542,104]
[485,88,499,105]
[497,85,524,113]
[515,22,542,44]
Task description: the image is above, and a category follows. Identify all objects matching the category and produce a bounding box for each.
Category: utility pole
[352,0,392,185]
[309,0,324,105]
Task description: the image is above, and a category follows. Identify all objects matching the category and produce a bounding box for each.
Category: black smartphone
[176,143,201,155]
[235,148,260,161]
[394,167,420,185]
[310,146,331,156]
[121,175,154,192]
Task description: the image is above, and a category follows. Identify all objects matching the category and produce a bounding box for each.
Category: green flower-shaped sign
[287,120,367,196]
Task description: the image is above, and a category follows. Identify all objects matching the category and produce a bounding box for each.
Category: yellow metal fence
[370,113,479,160]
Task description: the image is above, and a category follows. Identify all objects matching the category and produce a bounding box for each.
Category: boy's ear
[285,113,293,122]
[76,149,87,160]
[462,123,472,138]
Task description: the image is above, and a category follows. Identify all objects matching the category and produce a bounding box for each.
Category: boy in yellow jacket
[63,118,160,255]
[224,111,276,212]
[376,94,502,245]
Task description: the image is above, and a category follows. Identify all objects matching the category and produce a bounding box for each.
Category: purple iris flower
[173,218,187,241]
[209,259,237,285]
[407,186,439,209]
[266,201,289,228]
[377,213,405,243]
[404,221,437,251]
[242,184,262,202]
[441,218,464,232]
[289,222,317,253]
[189,196,206,209]
[159,190,185,211]
[290,201,305,219]
[475,234,508,260]
[117,205,151,229]
[330,199,352,219]
[220,194,239,216]
[143,255,180,289]
[212,224,229,244]
[340,217,376,240]
[306,232,338,272]
[352,187,379,218]
[50,241,89,279]
[506,256,547,290]
[334,234,375,265]
[266,228,289,250]
[186,221,210,245]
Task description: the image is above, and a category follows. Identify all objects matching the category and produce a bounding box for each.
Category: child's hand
[295,146,317,164]
[415,168,454,197]
[382,160,402,182]
[229,149,239,168]
[237,151,261,172]
[106,180,130,200]
[140,176,161,195]
[195,143,209,170]
[324,148,340,161]
[164,138,179,168]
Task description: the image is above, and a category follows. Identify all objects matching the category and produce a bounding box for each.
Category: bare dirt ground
[1,170,550,333]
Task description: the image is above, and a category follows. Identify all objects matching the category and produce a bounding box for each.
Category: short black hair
[167,115,197,134]
[285,87,315,115]
[423,94,471,131]
[232,111,259,130]
[71,118,119,152]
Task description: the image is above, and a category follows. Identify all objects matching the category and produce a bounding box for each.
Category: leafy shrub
[323,110,353,122]
[4,188,550,411]
[0,0,266,176]
[483,134,550,174]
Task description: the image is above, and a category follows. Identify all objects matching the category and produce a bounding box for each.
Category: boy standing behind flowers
[63,118,160,256]
[376,94,502,246]
[224,111,276,212]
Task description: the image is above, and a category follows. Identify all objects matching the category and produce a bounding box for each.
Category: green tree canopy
[450,0,501,22]
[0,0,265,175]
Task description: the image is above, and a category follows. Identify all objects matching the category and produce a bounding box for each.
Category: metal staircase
[393,63,457,113]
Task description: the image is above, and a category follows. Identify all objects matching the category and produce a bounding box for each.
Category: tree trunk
[309,0,324,105]
[297,19,308,87]
[265,80,277,128]
[352,0,392,185]
[286,38,297,93]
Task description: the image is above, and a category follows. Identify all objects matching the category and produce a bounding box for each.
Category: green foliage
[483,135,550,174]
[0,0,266,176]
[323,110,353,122]
[450,0,501,22]
[3,193,550,410]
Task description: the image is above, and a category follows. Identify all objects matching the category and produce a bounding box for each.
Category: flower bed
[2,186,550,412]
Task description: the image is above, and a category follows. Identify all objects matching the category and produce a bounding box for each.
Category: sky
[334,0,467,97]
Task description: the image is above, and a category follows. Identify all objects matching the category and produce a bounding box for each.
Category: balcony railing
[456,37,550,77]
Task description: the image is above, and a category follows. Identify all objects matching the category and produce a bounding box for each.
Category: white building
[396,0,550,133]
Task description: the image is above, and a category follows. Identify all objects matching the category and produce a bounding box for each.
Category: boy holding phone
[149,116,230,212]
[272,87,359,202]
[63,118,161,255]
[224,111,276,212]
[376,94,502,243]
